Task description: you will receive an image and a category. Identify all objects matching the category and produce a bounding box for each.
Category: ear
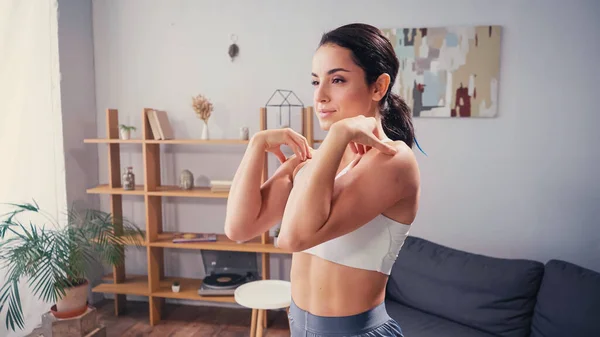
[371,73,391,102]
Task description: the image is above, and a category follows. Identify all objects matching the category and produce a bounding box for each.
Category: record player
[198,250,259,296]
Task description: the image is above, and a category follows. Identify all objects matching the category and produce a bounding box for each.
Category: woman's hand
[254,128,312,163]
[332,116,397,155]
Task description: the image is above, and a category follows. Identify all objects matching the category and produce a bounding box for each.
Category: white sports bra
[292,159,411,275]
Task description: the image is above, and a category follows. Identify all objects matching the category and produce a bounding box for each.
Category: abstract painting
[381,25,502,117]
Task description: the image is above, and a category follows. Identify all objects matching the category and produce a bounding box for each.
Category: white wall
[0,1,66,336]
[90,0,600,301]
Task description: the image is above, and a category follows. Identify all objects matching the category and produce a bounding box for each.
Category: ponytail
[382,92,414,147]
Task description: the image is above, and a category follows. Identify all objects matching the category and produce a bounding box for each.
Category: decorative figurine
[179,169,194,190]
[122,167,135,190]
[240,127,249,140]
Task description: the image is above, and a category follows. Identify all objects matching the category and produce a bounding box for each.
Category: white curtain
[0,0,67,336]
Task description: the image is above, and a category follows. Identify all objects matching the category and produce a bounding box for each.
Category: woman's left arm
[277,118,417,252]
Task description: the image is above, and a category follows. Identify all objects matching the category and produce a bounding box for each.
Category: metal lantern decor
[260,90,313,178]
[263,89,305,131]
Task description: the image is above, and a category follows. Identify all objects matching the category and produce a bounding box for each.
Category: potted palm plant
[0,201,145,332]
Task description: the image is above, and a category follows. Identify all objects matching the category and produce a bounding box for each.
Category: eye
[332,77,345,84]
[311,80,319,86]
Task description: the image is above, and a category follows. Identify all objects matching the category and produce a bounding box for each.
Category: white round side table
[234,280,292,337]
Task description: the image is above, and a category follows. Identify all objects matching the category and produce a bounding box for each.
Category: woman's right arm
[224,128,311,242]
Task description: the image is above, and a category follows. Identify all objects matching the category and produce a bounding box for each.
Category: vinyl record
[203,273,245,289]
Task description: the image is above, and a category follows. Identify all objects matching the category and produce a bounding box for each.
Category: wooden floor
[94,299,291,336]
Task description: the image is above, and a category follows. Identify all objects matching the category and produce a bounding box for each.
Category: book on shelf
[147,109,174,140]
[210,180,232,193]
[172,232,218,243]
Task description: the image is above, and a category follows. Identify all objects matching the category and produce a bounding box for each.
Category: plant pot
[274,237,278,247]
[53,279,89,318]
[51,302,89,319]
[120,129,131,140]
[172,284,180,293]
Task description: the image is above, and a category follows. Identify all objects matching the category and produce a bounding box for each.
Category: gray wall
[58,0,99,210]
[57,0,102,302]
[89,0,600,300]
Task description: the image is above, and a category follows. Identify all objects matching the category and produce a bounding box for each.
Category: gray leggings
[288,298,404,336]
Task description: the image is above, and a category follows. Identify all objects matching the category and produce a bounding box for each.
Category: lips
[318,109,336,118]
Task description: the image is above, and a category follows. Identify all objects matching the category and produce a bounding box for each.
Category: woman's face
[311,44,377,131]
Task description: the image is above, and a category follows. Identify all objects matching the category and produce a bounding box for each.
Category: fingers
[369,137,398,155]
[301,136,312,159]
[272,148,287,164]
[285,129,311,161]
[349,142,359,154]
[354,135,397,156]
[292,137,307,161]
[290,142,305,161]
[351,142,374,155]
[358,144,366,155]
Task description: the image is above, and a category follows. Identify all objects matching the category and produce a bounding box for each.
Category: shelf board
[85,185,228,198]
[153,277,236,303]
[84,139,144,144]
[125,232,147,246]
[84,138,248,145]
[145,139,249,145]
[92,275,149,296]
[97,274,236,303]
[101,273,146,282]
[147,186,229,198]
[151,232,289,254]
[86,184,145,195]
[92,232,146,247]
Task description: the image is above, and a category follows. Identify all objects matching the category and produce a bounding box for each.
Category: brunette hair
[319,23,415,148]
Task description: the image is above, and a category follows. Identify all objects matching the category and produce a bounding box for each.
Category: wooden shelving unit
[85,107,314,326]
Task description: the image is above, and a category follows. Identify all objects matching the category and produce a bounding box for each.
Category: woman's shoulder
[369,140,417,168]
[362,140,420,187]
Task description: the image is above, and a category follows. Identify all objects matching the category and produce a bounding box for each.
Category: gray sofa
[385,236,600,337]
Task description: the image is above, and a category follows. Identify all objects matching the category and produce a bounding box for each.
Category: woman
[225,23,420,336]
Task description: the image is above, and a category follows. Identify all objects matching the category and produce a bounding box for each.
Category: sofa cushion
[530,259,600,337]
[387,236,545,337]
[385,299,494,337]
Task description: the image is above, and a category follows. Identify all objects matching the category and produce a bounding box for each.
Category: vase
[122,167,135,190]
[201,120,209,140]
[120,129,131,140]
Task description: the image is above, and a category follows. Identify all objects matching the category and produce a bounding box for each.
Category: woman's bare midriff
[290,251,389,317]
